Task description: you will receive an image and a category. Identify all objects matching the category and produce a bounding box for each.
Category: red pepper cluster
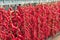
[0,2,60,40]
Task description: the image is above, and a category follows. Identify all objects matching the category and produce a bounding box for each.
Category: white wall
[0,0,60,5]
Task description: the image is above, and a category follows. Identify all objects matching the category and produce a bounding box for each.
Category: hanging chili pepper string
[0,2,60,40]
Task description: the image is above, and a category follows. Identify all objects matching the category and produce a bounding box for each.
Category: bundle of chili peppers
[0,2,60,40]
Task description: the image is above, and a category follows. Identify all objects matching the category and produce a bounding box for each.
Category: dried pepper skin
[0,2,60,40]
